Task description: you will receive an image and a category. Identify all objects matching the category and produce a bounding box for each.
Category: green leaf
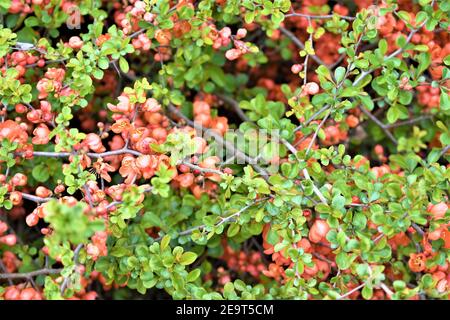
[160,235,171,251]
[227,223,240,237]
[3,200,12,210]
[316,65,331,79]
[379,39,388,55]
[92,69,104,80]
[444,55,450,66]
[187,269,201,282]
[427,149,441,164]
[98,57,110,69]
[340,87,360,97]
[417,53,431,75]
[331,194,346,210]
[207,65,226,88]
[386,106,399,124]
[414,45,428,52]
[440,91,449,111]
[359,96,374,111]
[179,252,197,265]
[353,212,367,230]
[110,247,131,257]
[439,132,450,146]
[336,252,352,270]
[32,164,50,182]
[334,67,346,84]
[119,57,129,73]
[244,11,255,24]
[397,11,411,23]
[362,285,373,299]
[141,212,162,228]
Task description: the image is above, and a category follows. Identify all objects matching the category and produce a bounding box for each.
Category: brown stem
[285,12,355,21]
[216,93,250,122]
[384,115,433,128]
[60,244,83,295]
[180,161,225,176]
[0,268,62,280]
[21,193,54,203]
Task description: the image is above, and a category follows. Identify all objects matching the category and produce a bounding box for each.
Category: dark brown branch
[216,93,251,122]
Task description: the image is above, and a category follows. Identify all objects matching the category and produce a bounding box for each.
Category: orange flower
[32,124,50,145]
[119,155,140,184]
[408,253,427,272]
[308,220,330,244]
[44,68,65,82]
[427,202,448,220]
[111,118,132,134]
[84,133,106,153]
[442,228,450,249]
[174,173,194,188]
[262,263,285,281]
[96,34,111,47]
[193,101,210,116]
[142,98,161,113]
[0,120,28,145]
[93,158,115,182]
[155,29,172,46]
[107,95,134,113]
[135,155,159,179]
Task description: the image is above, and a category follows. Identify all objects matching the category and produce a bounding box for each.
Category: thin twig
[337,283,365,300]
[379,283,394,298]
[438,144,450,160]
[279,27,330,68]
[83,184,95,208]
[0,260,13,285]
[294,104,330,133]
[60,244,83,295]
[411,223,425,236]
[21,148,142,159]
[156,198,268,240]
[0,268,62,280]
[384,115,433,128]
[216,93,250,122]
[21,193,54,203]
[305,110,331,154]
[180,161,225,176]
[285,12,355,21]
